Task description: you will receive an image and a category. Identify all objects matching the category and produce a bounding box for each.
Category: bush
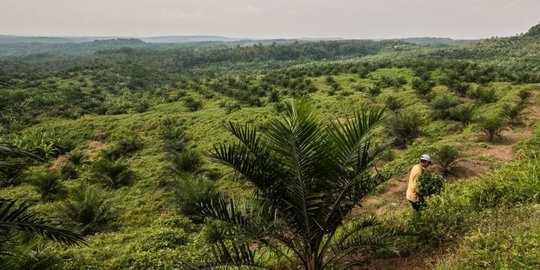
[171,149,204,174]
[384,111,424,148]
[410,156,540,245]
[60,182,115,235]
[411,77,434,96]
[28,170,65,201]
[368,86,382,97]
[159,118,190,152]
[218,101,241,114]
[12,129,68,159]
[476,114,508,142]
[0,234,61,270]
[174,175,219,223]
[429,94,461,120]
[102,138,143,160]
[416,169,445,197]
[384,95,403,111]
[90,158,135,188]
[467,87,498,104]
[67,150,85,166]
[518,89,531,103]
[432,145,462,176]
[59,161,78,180]
[268,90,281,103]
[450,104,475,126]
[433,205,540,270]
[501,103,526,127]
[183,97,203,112]
[452,82,470,97]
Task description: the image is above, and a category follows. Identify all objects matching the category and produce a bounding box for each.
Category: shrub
[0,144,41,187]
[90,158,135,188]
[12,129,68,159]
[410,156,540,245]
[501,103,526,127]
[28,170,66,201]
[476,114,508,142]
[354,85,368,92]
[417,169,445,197]
[183,97,203,112]
[67,150,85,165]
[268,90,281,103]
[429,94,461,120]
[518,89,531,104]
[432,145,462,176]
[467,87,497,104]
[411,77,434,96]
[273,101,287,113]
[174,175,219,223]
[102,138,143,160]
[171,149,204,174]
[60,182,115,235]
[59,161,78,180]
[159,118,190,152]
[0,234,61,270]
[384,95,403,111]
[450,104,475,126]
[384,111,424,148]
[368,86,382,97]
[434,209,540,270]
[218,101,241,114]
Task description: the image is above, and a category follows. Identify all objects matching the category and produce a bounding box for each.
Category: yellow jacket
[406,164,424,202]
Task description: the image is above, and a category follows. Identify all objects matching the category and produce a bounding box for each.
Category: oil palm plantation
[1,144,84,267]
[191,99,390,269]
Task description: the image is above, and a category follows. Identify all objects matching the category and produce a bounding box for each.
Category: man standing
[406,154,431,211]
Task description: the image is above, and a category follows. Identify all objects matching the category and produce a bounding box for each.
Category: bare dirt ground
[84,140,106,156]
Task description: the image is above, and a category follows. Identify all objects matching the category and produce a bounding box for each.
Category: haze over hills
[0,34,479,57]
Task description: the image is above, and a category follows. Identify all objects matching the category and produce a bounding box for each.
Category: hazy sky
[1,0,539,39]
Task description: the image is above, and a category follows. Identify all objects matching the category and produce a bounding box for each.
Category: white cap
[420,154,432,163]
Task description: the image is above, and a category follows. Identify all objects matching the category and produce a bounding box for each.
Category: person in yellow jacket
[406,154,431,211]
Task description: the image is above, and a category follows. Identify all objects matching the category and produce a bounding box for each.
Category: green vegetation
[432,145,462,176]
[416,169,445,197]
[190,100,388,269]
[1,22,540,269]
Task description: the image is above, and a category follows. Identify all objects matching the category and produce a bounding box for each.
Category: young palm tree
[191,99,390,269]
[60,182,115,235]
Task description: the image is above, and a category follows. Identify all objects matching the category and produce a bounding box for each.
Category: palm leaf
[324,217,394,268]
[0,200,85,246]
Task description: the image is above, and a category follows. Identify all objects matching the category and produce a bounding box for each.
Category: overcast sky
[1,0,538,39]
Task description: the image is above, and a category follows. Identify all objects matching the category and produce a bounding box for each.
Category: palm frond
[182,241,270,270]
[329,107,386,168]
[0,200,85,246]
[0,144,43,161]
[199,196,278,243]
[324,217,394,268]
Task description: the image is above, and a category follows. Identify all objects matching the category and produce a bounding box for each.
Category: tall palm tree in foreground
[193,99,390,269]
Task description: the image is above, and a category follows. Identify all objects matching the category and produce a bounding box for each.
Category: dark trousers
[409,199,426,212]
